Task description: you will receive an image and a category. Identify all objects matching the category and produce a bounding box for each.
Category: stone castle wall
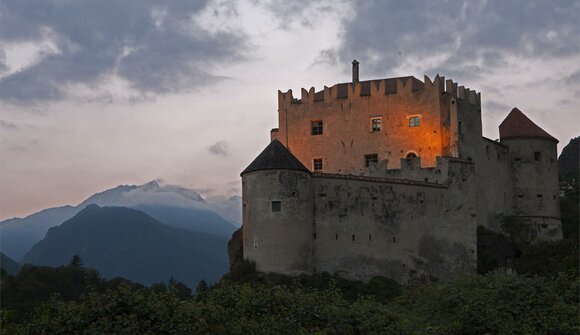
[311,159,477,283]
[274,76,477,172]
[242,158,478,283]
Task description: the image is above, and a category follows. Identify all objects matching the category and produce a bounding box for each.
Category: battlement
[278,75,480,107]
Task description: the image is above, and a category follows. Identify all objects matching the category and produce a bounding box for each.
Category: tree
[69,255,83,268]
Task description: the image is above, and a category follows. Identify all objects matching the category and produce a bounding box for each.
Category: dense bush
[4,272,577,335]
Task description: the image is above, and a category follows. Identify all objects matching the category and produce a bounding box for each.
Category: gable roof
[499,108,558,143]
[241,139,310,175]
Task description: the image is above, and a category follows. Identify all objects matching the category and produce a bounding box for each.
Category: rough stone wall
[502,138,562,242]
[374,156,450,185]
[242,159,477,283]
[276,76,450,172]
[311,159,477,283]
[456,98,483,162]
[242,170,314,275]
[475,138,513,231]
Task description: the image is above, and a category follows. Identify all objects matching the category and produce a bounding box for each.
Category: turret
[241,140,314,275]
[499,108,562,243]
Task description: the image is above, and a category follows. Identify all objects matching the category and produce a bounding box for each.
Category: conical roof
[241,139,310,175]
[499,108,557,142]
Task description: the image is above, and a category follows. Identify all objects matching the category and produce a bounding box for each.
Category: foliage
[396,273,578,335]
[6,273,578,335]
[560,187,579,239]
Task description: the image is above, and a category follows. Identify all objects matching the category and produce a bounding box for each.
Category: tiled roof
[499,108,557,142]
[241,139,310,175]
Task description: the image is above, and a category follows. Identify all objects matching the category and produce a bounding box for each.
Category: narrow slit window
[335,233,338,240]
[271,201,281,212]
[352,234,355,242]
[369,234,372,241]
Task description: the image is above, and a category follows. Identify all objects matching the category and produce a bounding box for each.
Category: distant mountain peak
[78,181,206,209]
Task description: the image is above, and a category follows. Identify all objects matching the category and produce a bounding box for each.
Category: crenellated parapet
[278,75,481,108]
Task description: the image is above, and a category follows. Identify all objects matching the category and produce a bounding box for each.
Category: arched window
[406,152,418,160]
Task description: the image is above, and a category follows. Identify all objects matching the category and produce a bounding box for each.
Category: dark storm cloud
[329,0,579,79]
[0,0,247,103]
[208,140,229,156]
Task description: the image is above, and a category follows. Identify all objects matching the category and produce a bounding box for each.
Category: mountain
[206,195,242,227]
[0,205,79,260]
[1,252,20,275]
[559,137,579,183]
[21,205,229,286]
[1,181,239,261]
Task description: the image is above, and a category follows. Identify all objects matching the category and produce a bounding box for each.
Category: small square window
[409,116,420,127]
[365,154,378,167]
[313,158,323,171]
[534,152,541,161]
[371,117,382,132]
[311,121,323,135]
[271,201,281,212]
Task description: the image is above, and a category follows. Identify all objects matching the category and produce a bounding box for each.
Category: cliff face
[559,137,579,183]
[228,227,243,270]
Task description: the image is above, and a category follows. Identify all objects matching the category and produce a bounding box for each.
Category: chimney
[352,59,359,84]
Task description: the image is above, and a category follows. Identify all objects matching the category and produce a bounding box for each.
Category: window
[271,201,281,212]
[406,152,417,160]
[311,121,323,135]
[409,116,420,127]
[370,117,382,132]
[365,154,378,167]
[458,121,463,134]
[534,152,541,161]
[313,158,323,171]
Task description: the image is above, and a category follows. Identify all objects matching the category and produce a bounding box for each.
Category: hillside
[559,136,579,183]
[1,252,20,275]
[21,205,229,286]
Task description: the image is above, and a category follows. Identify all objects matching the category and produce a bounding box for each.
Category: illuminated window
[370,117,382,132]
[409,116,420,127]
[365,154,378,167]
[311,121,323,135]
[271,201,281,212]
[313,158,323,171]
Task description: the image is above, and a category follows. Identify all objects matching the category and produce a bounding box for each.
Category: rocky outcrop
[227,227,244,270]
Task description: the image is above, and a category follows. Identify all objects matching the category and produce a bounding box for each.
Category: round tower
[499,108,562,243]
[241,139,314,275]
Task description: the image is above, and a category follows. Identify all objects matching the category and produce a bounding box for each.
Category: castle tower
[499,108,562,243]
[241,139,314,275]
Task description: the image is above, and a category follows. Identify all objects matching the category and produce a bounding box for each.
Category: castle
[239,61,562,283]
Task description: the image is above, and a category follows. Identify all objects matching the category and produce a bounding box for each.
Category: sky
[1,0,579,220]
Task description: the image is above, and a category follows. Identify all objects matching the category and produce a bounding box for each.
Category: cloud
[324,0,579,79]
[208,140,229,156]
[0,120,19,130]
[0,0,248,104]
